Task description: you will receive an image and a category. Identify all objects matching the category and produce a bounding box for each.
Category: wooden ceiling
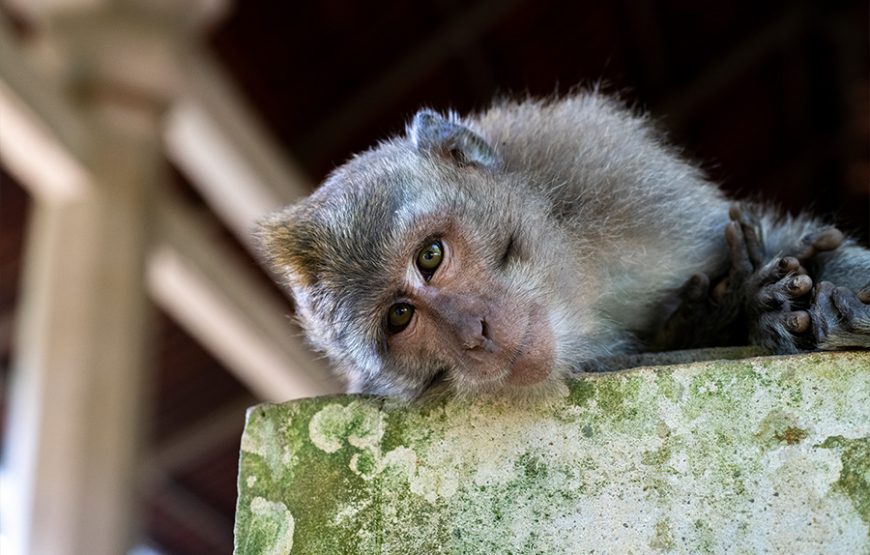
[1,1,867,553]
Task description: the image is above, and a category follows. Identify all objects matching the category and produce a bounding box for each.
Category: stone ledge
[234,351,869,554]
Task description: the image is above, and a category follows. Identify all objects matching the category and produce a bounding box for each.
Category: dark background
[1,1,867,553]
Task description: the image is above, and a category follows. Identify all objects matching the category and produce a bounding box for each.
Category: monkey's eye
[387,303,414,333]
[416,240,443,278]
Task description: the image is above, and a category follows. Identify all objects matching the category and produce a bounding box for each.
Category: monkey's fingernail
[728,204,741,221]
[784,311,810,333]
[712,279,730,301]
[685,274,708,300]
[778,257,799,272]
[787,275,812,295]
[858,287,870,303]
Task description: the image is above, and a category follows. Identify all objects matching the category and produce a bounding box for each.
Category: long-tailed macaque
[258,93,870,400]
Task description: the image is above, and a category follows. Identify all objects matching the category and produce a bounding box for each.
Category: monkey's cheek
[504,307,555,387]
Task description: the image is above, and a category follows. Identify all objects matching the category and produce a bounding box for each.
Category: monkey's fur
[258,93,870,401]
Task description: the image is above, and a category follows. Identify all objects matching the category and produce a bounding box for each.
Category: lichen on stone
[308,401,384,454]
[242,497,294,555]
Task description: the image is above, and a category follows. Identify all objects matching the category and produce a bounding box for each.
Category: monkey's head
[258,110,584,400]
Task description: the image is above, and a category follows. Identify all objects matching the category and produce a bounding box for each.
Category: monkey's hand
[806,282,870,350]
[724,204,845,353]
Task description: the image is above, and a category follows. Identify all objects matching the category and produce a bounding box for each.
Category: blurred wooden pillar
[5,127,158,555]
[1,6,165,553]
[1,1,337,550]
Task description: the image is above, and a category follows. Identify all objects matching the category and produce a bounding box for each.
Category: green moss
[641,444,671,466]
[818,436,870,526]
[237,398,391,554]
[595,375,641,419]
[351,450,378,479]
[567,377,595,407]
[517,452,548,481]
[692,519,715,552]
[650,519,674,551]
[381,410,411,452]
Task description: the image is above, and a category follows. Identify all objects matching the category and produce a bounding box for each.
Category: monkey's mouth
[460,304,554,388]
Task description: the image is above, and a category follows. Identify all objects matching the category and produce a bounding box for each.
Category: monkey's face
[258,110,575,400]
[374,214,557,396]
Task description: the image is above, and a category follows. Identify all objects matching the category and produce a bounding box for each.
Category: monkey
[256,92,870,401]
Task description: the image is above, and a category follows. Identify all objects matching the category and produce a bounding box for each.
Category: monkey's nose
[460,318,495,352]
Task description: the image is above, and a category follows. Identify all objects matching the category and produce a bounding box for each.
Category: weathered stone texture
[235,351,869,554]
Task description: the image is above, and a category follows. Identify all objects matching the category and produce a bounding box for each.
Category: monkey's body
[259,93,870,400]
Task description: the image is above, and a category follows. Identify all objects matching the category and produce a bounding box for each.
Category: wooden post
[5,129,157,555]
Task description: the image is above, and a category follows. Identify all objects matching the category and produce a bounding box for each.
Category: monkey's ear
[409,109,498,168]
[254,209,318,289]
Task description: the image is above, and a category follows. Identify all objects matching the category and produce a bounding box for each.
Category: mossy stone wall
[235,351,869,554]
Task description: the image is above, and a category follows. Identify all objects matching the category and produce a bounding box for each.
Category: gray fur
[257,92,869,400]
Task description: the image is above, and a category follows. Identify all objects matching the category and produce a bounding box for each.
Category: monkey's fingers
[756,273,812,310]
[743,255,816,353]
[725,221,755,278]
[804,281,870,349]
[753,312,803,354]
[808,281,838,345]
[681,273,710,303]
[728,203,764,268]
[857,286,870,304]
[831,286,870,332]
[794,227,844,263]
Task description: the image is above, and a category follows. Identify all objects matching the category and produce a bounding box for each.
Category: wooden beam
[0,17,93,202]
[2,0,232,30]
[148,197,342,402]
[2,0,108,23]
[164,49,312,247]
